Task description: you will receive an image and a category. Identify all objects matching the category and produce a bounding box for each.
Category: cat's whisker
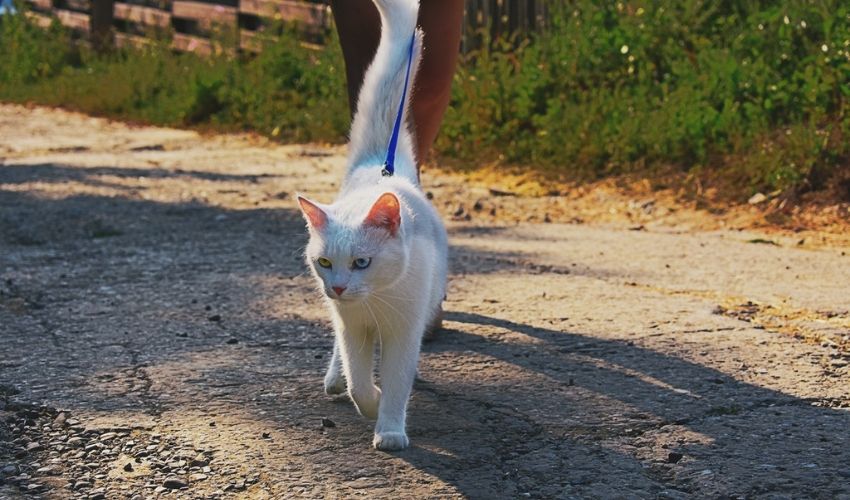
[370,294,414,332]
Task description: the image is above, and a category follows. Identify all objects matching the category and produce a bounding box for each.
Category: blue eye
[352,257,371,269]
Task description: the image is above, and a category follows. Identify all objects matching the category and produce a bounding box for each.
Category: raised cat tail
[346,0,423,184]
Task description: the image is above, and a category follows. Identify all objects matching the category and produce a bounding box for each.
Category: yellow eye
[317,257,332,269]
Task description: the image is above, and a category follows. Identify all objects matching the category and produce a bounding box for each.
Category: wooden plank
[26,0,53,11]
[114,2,171,27]
[239,0,328,28]
[172,0,237,26]
[55,9,90,31]
[171,32,212,55]
[114,31,154,49]
[64,0,89,12]
[25,11,54,28]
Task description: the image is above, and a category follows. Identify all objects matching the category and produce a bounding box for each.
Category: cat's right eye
[317,257,332,269]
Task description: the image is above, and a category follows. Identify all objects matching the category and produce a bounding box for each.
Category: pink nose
[332,286,346,296]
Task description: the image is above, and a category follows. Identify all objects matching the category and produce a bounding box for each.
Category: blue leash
[381,32,416,178]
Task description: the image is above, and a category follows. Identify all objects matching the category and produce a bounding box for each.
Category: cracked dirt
[1,104,849,499]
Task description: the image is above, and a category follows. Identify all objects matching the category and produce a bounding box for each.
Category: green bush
[0,13,349,142]
[441,1,850,193]
[2,1,849,195]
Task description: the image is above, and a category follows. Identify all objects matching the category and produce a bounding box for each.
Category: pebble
[191,453,209,467]
[123,462,134,472]
[189,473,208,481]
[321,418,336,428]
[73,480,92,490]
[26,441,42,451]
[163,476,188,489]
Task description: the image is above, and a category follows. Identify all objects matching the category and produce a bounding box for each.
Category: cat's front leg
[338,327,381,419]
[373,333,420,451]
[323,340,346,395]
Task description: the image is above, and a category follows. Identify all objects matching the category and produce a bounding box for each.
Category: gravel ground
[1,104,849,499]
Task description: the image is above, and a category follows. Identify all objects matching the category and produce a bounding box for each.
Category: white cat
[296,0,447,451]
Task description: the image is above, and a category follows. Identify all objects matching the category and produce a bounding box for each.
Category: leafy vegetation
[2,1,849,196]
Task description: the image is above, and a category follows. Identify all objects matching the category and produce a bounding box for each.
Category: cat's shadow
[386,310,850,498]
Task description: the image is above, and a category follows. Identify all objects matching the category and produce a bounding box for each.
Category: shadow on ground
[1,161,848,498]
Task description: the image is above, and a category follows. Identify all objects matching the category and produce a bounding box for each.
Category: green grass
[2,1,850,196]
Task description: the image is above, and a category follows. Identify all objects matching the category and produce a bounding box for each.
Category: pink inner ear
[298,196,327,230]
[365,193,400,236]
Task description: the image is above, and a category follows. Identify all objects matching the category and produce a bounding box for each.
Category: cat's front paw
[323,372,346,396]
[350,387,381,420]
[373,431,409,451]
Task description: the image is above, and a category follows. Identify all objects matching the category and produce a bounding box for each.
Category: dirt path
[1,104,849,499]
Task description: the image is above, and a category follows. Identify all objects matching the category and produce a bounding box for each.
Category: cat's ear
[364,192,400,236]
[297,196,328,230]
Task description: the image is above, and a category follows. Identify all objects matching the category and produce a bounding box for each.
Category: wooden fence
[23,0,331,53]
[21,0,547,54]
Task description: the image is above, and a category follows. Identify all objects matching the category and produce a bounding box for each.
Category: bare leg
[330,0,464,167]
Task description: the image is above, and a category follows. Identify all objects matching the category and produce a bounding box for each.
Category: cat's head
[297,192,408,302]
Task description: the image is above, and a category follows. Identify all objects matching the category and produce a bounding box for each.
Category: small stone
[234,480,246,490]
[202,466,211,474]
[163,476,188,489]
[321,418,336,428]
[36,466,56,475]
[190,453,208,467]
[66,419,80,426]
[99,432,116,441]
[189,473,208,481]
[74,480,92,490]
[748,192,767,204]
[208,314,222,322]
[27,442,42,452]
[226,338,238,345]
[54,413,67,426]
[666,452,684,464]
[67,437,84,447]
[123,462,134,472]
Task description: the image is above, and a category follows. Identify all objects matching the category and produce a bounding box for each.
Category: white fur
[297,0,448,451]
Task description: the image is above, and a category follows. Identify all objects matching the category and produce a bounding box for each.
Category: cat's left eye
[352,257,371,269]
[317,257,332,269]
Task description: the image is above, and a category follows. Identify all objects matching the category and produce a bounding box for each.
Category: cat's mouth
[327,291,362,302]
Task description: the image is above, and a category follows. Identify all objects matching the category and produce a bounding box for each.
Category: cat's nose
[332,286,346,297]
